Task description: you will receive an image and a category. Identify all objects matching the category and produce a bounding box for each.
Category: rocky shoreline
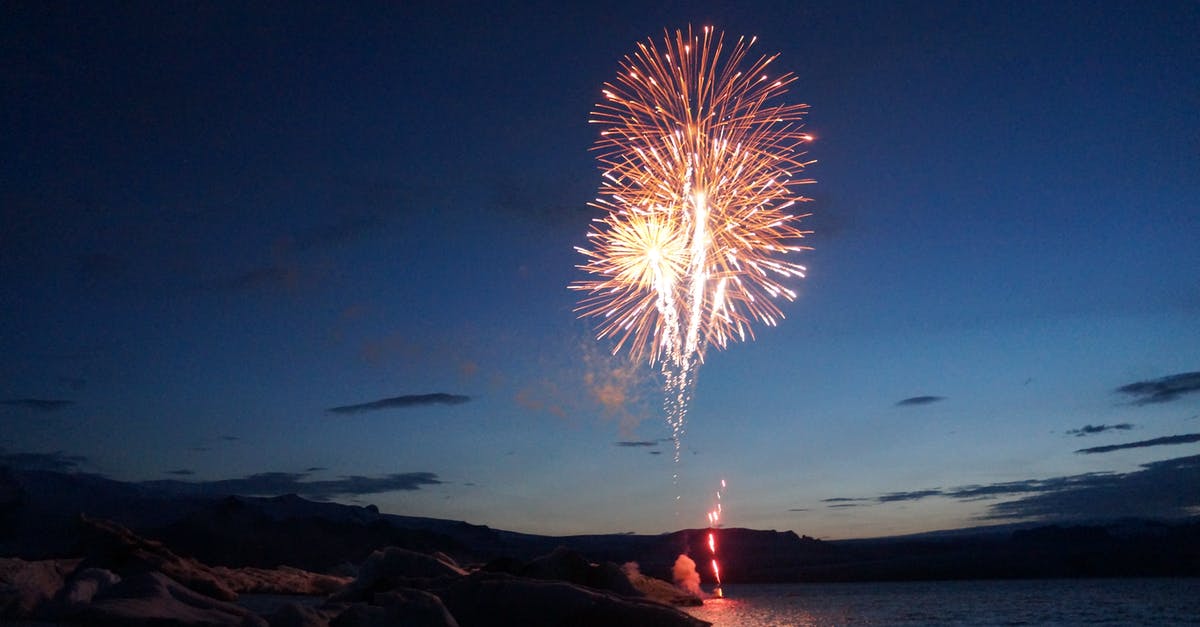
[1,516,708,627]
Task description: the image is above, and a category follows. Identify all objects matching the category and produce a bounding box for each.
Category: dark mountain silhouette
[151,495,470,572]
[2,467,1197,582]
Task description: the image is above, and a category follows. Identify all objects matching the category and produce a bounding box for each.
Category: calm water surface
[15,578,1196,626]
[684,579,1200,626]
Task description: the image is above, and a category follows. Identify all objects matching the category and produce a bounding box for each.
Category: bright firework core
[572,26,814,468]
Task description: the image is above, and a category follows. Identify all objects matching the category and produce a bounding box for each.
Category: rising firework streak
[706,478,727,596]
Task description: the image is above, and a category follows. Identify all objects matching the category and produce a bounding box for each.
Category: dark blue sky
[2,1,1198,538]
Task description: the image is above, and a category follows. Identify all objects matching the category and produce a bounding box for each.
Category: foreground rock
[213,565,350,596]
[56,567,122,608]
[5,526,708,627]
[0,557,79,618]
[518,547,640,597]
[483,547,702,606]
[332,546,465,602]
[331,546,706,627]
[79,571,267,626]
[438,572,710,627]
[78,515,239,601]
[330,587,458,627]
[78,516,350,599]
[267,601,342,627]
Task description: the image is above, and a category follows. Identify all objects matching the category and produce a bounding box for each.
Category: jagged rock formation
[0,557,80,619]
[2,517,709,627]
[77,571,268,627]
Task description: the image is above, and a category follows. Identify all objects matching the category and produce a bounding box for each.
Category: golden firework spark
[571,26,814,366]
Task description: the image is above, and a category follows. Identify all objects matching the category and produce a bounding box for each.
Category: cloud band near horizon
[1074,433,1200,455]
[818,454,1200,521]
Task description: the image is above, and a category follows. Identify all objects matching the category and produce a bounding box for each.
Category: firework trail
[572,26,814,480]
[707,478,726,593]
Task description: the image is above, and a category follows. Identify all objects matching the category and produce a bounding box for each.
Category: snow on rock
[56,567,122,607]
[77,515,239,601]
[81,570,267,626]
[212,565,350,596]
[331,547,465,602]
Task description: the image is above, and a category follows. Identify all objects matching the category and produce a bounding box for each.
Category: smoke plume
[672,554,702,596]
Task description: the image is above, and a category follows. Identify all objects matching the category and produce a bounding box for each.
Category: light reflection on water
[684,579,1200,626]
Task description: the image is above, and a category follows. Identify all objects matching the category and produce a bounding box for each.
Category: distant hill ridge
[2,467,1197,582]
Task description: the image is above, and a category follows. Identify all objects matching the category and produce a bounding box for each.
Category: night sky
[3,1,1198,539]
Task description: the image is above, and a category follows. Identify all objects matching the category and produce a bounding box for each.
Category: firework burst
[572,25,814,368]
[572,26,814,472]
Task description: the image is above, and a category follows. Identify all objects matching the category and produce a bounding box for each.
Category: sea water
[683,579,1200,626]
[19,579,1194,626]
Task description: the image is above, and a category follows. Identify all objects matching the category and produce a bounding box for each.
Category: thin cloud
[291,214,387,252]
[514,383,568,419]
[359,332,423,367]
[896,395,945,406]
[305,466,327,472]
[214,265,305,292]
[57,376,87,391]
[788,508,810,512]
[0,453,590,506]
[164,469,195,476]
[1065,423,1134,437]
[826,475,1118,505]
[1117,371,1200,405]
[151,470,443,500]
[984,454,1200,520]
[1075,433,1200,455]
[830,455,1200,521]
[944,477,1096,500]
[828,503,864,508]
[1,398,74,412]
[75,252,125,285]
[210,215,390,296]
[219,435,240,442]
[490,177,589,227]
[0,450,87,472]
[878,489,943,503]
[615,440,658,447]
[292,472,443,498]
[327,393,471,414]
